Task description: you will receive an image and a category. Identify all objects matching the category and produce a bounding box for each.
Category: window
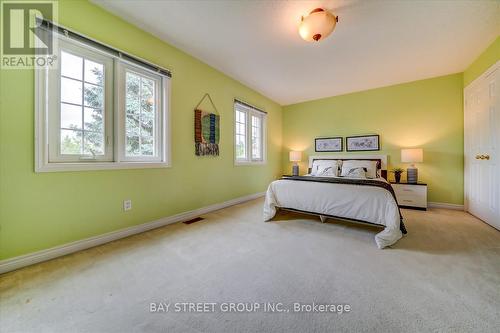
[36,28,170,172]
[47,41,113,163]
[234,100,266,164]
[117,64,165,163]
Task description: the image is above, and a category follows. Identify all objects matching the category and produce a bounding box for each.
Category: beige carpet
[1,198,499,332]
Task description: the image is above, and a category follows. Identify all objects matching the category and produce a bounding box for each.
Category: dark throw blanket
[282,176,407,234]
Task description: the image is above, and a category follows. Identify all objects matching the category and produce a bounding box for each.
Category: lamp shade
[299,8,337,42]
[289,151,302,162]
[401,148,423,163]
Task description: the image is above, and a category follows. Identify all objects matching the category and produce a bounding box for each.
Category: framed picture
[315,137,343,152]
[346,135,380,151]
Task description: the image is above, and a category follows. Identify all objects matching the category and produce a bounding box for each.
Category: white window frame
[234,101,267,165]
[47,39,114,163]
[115,62,166,163]
[35,33,171,172]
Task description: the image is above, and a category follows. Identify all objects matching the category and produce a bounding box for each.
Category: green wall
[282,74,464,205]
[0,1,497,262]
[0,0,282,260]
[463,36,500,87]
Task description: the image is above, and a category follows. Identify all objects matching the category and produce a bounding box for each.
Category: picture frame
[346,135,380,152]
[315,137,343,152]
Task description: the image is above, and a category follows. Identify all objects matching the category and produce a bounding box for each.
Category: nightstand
[390,182,427,210]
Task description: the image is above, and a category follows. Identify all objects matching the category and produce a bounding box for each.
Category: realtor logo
[1,0,58,69]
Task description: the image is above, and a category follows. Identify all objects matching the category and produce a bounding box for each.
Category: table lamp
[401,148,423,183]
[289,151,302,176]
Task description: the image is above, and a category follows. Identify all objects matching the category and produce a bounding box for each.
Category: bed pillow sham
[310,159,341,177]
[340,160,378,179]
[344,167,368,179]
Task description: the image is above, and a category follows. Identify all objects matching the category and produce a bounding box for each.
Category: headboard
[308,154,389,180]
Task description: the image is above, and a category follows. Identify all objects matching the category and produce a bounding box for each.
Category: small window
[116,64,165,163]
[47,41,114,162]
[36,29,170,172]
[234,100,266,165]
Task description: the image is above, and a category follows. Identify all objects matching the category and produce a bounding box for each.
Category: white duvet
[263,177,403,248]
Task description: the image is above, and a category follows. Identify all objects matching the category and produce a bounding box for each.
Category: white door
[464,62,500,230]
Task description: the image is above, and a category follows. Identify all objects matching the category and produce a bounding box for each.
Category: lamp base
[292,165,299,176]
[407,167,418,184]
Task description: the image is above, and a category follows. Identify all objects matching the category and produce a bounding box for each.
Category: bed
[263,154,407,248]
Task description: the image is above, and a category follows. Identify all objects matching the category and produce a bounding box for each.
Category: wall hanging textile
[194,93,220,156]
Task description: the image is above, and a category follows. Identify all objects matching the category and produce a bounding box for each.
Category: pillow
[341,160,378,179]
[310,159,341,177]
[344,167,367,179]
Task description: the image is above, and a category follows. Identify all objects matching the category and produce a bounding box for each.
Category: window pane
[84,59,104,85]
[84,83,103,108]
[61,103,82,129]
[141,77,154,112]
[126,72,140,110]
[237,123,245,135]
[236,135,246,159]
[126,113,140,137]
[126,136,140,156]
[140,77,155,139]
[236,110,245,123]
[235,109,247,160]
[84,107,103,133]
[83,132,104,155]
[125,71,157,158]
[61,77,82,105]
[252,115,261,159]
[60,129,82,155]
[51,45,115,163]
[141,135,154,156]
[126,114,141,156]
[252,115,260,127]
[141,116,154,137]
[61,51,82,80]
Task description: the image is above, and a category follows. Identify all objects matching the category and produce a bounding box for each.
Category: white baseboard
[428,202,464,210]
[0,192,265,275]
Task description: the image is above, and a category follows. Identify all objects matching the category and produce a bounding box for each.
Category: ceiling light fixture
[299,8,338,42]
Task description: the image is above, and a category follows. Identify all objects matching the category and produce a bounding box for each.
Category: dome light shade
[299,8,338,42]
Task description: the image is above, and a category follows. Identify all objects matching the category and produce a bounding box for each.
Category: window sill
[234,160,267,166]
[35,161,171,173]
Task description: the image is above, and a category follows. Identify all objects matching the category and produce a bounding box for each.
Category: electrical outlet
[123,199,132,211]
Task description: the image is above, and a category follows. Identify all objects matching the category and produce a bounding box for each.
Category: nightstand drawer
[391,183,427,209]
[397,194,427,208]
[393,184,426,197]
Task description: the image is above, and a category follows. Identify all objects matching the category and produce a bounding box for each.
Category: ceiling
[93,0,499,105]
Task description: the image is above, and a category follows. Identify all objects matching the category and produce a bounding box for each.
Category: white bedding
[263,176,403,248]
